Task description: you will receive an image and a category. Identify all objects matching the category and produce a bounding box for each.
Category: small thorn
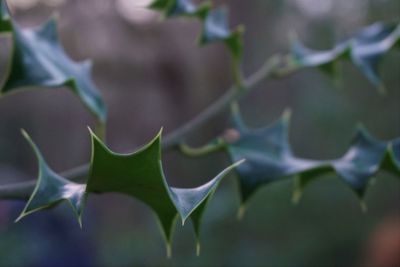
[166,243,172,259]
[369,177,377,186]
[14,213,25,223]
[87,126,95,135]
[20,129,29,139]
[292,176,303,205]
[360,201,368,213]
[282,108,292,122]
[77,216,83,229]
[196,242,201,257]
[236,24,245,34]
[237,205,246,221]
[377,84,387,95]
[292,189,303,205]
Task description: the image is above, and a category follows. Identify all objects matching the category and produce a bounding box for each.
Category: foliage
[290,22,400,93]
[224,110,400,207]
[17,129,243,256]
[0,0,106,122]
[0,0,399,258]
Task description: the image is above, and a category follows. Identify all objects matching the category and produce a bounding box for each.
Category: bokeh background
[0,0,399,266]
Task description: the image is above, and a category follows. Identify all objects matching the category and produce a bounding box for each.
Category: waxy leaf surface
[0,0,106,122]
[18,129,243,255]
[16,130,86,226]
[225,111,400,206]
[291,22,400,92]
[150,0,243,61]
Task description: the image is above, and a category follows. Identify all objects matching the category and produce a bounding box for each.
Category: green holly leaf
[225,110,400,209]
[16,130,86,227]
[17,128,243,256]
[290,22,400,92]
[87,129,243,255]
[0,0,106,122]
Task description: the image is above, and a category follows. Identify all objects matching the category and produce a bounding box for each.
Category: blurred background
[0,0,399,266]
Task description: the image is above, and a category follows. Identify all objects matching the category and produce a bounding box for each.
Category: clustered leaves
[290,22,400,93]
[18,129,243,256]
[223,110,400,211]
[0,0,106,122]
[0,0,399,258]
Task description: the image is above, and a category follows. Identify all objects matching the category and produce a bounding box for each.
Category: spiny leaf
[150,0,205,17]
[150,0,199,17]
[0,0,11,32]
[224,110,400,208]
[198,7,243,61]
[350,23,400,92]
[17,129,243,256]
[290,22,400,92]
[149,0,243,62]
[16,130,86,227]
[0,0,106,122]
[87,128,243,252]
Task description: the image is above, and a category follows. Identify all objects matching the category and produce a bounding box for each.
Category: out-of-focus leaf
[0,0,11,32]
[0,0,106,122]
[290,22,400,92]
[17,129,243,256]
[149,0,243,62]
[150,0,198,17]
[350,23,400,92]
[198,7,243,61]
[224,110,400,207]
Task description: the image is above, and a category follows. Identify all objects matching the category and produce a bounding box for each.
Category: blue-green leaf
[16,130,86,227]
[290,22,400,92]
[149,0,244,62]
[0,0,107,122]
[225,110,400,207]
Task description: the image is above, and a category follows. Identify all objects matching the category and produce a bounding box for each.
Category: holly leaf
[150,0,199,17]
[0,0,106,122]
[0,0,11,32]
[350,22,400,92]
[17,128,244,256]
[149,0,208,17]
[290,22,400,92]
[198,7,244,61]
[290,35,346,79]
[149,0,244,62]
[16,130,86,227]
[225,110,400,209]
[86,129,243,255]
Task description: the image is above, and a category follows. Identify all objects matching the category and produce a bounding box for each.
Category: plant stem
[179,138,225,157]
[0,165,88,200]
[163,54,282,149]
[0,54,288,200]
